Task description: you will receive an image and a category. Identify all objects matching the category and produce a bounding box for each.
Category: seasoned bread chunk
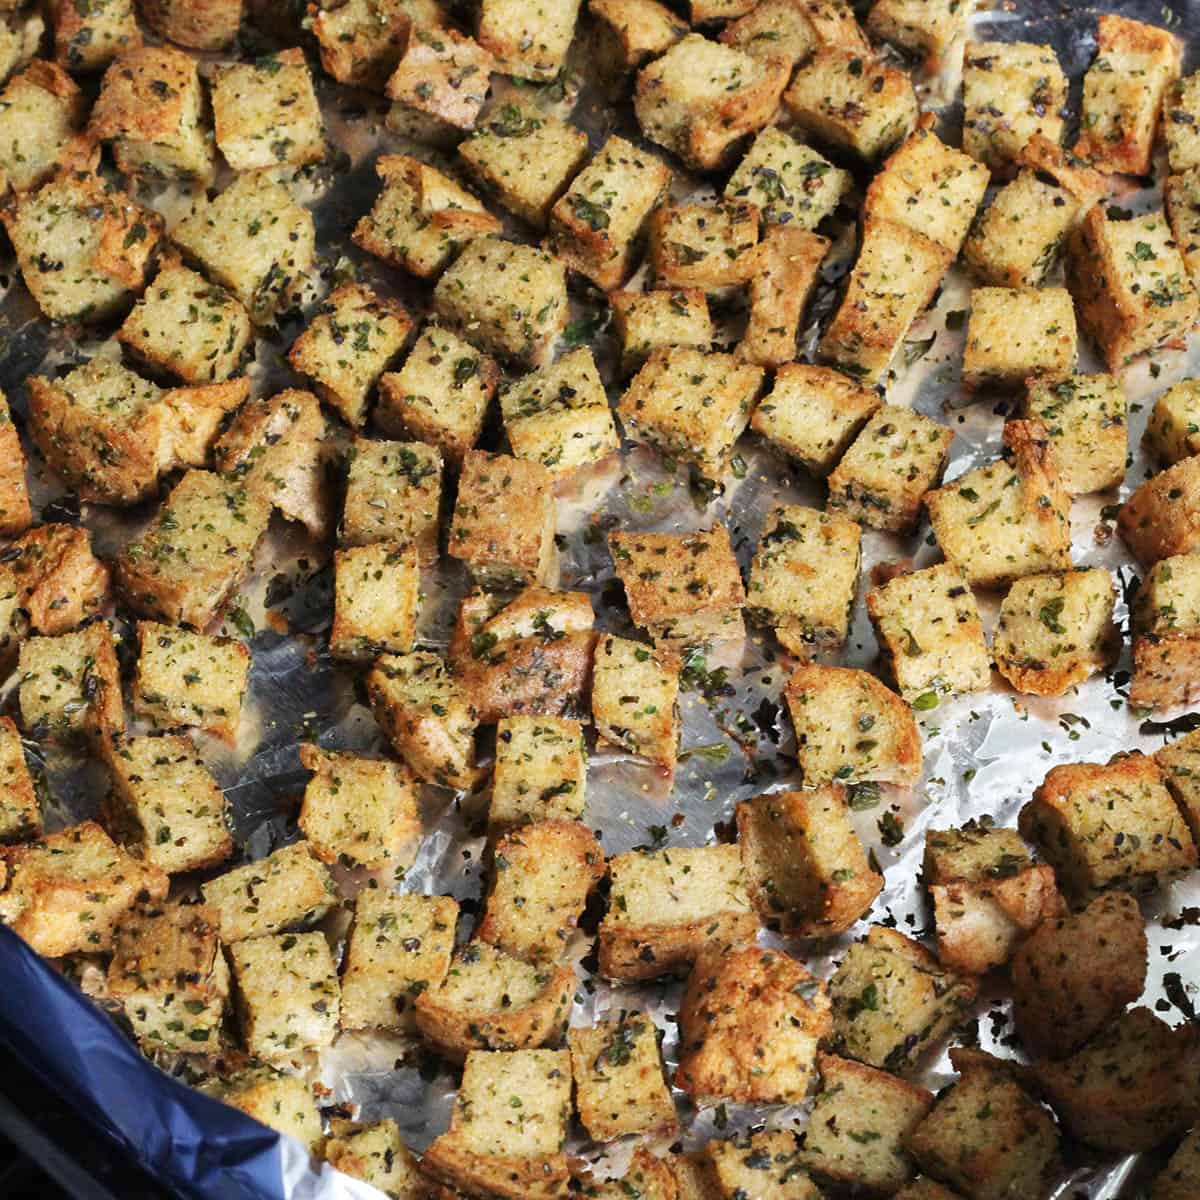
[591,635,680,772]
[489,715,587,833]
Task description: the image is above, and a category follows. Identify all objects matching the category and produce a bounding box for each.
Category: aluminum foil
[2,1,1199,1197]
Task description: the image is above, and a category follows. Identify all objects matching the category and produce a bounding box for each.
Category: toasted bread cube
[784,665,921,787]
[1119,455,1200,566]
[118,262,252,385]
[7,524,108,636]
[866,563,991,702]
[961,287,1077,391]
[288,283,412,428]
[0,821,167,956]
[423,1049,571,1200]
[0,718,37,843]
[675,944,830,1104]
[829,925,977,1072]
[609,288,713,374]
[867,0,965,61]
[340,438,442,565]
[635,35,790,172]
[707,1131,820,1200]
[925,421,1073,590]
[367,651,478,789]
[0,61,87,194]
[866,128,990,257]
[739,226,828,369]
[1131,553,1200,711]
[1067,206,1199,370]
[907,1051,1060,1200]
[49,0,139,72]
[818,220,952,386]
[377,326,498,465]
[569,1015,675,1142]
[724,128,849,231]
[591,635,680,771]
[171,174,316,322]
[4,169,161,323]
[1145,378,1200,465]
[477,0,578,81]
[208,1069,322,1150]
[500,347,619,475]
[231,931,339,1062]
[589,0,686,83]
[599,843,757,981]
[458,100,587,228]
[1020,752,1197,900]
[89,46,214,182]
[827,405,953,533]
[385,27,494,142]
[108,902,228,1052]
[0,394,29,537]
[211,49,323,172]
[1074,14,1180,176]
[341,890,458,1031]
[748,506,860,654]
[994,568,1117,697]
[312,0,443,89]
[962,41,1067,172]
[751,363,880,477]
[648,200,760,295]
[330,542,420,663]
[1158,728,1200,842]
[414,939,574,1058]
[804,1054,933,1192]
[670,1153,722,1200]
[1165,72,1200,173]
[102,733,232,874]
[720,0,867,66]
[324,1119,421,1197]
[17,623,124,739]
[1010,892,1147,1059]
[609,526,746,646]
[1169,168,1200,289]
[449,450,556,588]
[490,715,587,834]
[577,1149,678,1200]
[434,237,566,368]
[617,348,762,482]
[202,842,336,943]
[479,819,603,962]
[1024,372,1126,495]
[141,0,243,50]
[546,135,672,291]
[785,47,917,162]
[298,745,420,869]
[737,786,883,936]
[1034,1008,1197,1153]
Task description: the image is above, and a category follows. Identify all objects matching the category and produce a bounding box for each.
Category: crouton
[706,1131,821,1200]
[599,843,757,981]
[569,1014,676,1142]
[385,28,494,142]
[0,718,38,843]
[576,1148,678,1199]
[785,47,918,162]
[17,622,124,739]
[206,1069,322,1150]
[1146,378,1200,465]
[784,665,922,787]
[724,127,849,231]
[1118,455,1200,566]
[925,420,1072,590]
[635,34,791,172]
[108,902,229,1052]
[616,348,763,482]
[961,287,1077,391]
[737,786,883,935]
[1131,552,1200,711]
[89,45,214,182]
[340,438,442,565]
[200,841,337,943]
[0,821,167,956]
[490,715,587,834]
[720,0,867,67]
[591,635,679,771]
[675,944,831,1104]
[828,925,978,1073]
[477,0,579,81]
[0,10,43,87]
[413,940,574,1059]
[6,523,109,635]
[3,168,161,323]
[311,0,441,90]
[422,1049,572,1200]
[609,288,713,374]
[648,200,760,296]
[1165,71,1200,173]
[434,237,567,368]
[1074,14,1180,176]
[803,1053,933,1193]
[0,61,87,194]
[340,890,459,1031]
[867,0,966,62]
[546,135,672,291]
[817,220,953,386]
[588,0,686,83]
[367,652,479,789]
[609,525,746,645]
[49,0,140,72]
[1034,1008,1198,1154]
[670,1153,722,1200]
[906,1051,1060,1200]
[499,347,619,475]
[1168,168,1200,288]
[1157,727,1200,842]
[102,732,233,874]
[993,568,1118,696]
[961,41,1068,172]
[1010,892,1147,1059]
[330,542,420,663]
[324,1119,422,1197]
[478,820,604,962]
[141,0,244,50]
[739,226,828,369]
[0,565,19,664]
[1153,1127,1200,1200]
[1023,373,1127,495]
[459,99,588,228]
[0,394,29,537]
[1019,752,1197,900]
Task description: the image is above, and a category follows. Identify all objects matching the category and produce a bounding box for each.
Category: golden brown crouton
[6,524,109,636]
[961,287,1078,391]
[17,622,124,739]
[340,438,443,563]
[867,0,965,62]
[1023,372,1127,495]
[1157,727,1200,843]
[205,1069,322,1150]
[331,542,421,663]
[648,200,761,296]
[489,715,587,834]
[706,1130,821,1199]
[476,0,579,81]
[386,28,494,142]
[323,1118,423,1198]
[576,1148,678,1199]
[140,0,244,50]
[739,226,828,369]
[609,288,713,375]
[589,0,686,84]
[0,717,38,844]
[725,127,849,231]
[591,635,680,772]
[311,0,441,90]
[1118,455,1200,567]
[1145,378,1200,465]
[0,60,88,195]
